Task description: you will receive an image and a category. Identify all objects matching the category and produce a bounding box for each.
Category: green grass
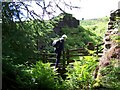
[58,17,109,51]
[80,17,109,43]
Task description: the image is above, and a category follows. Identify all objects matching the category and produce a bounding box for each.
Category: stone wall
[93,9,120,88]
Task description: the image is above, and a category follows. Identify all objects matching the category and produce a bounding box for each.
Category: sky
[20,0,120,20]
[74,0,120,20]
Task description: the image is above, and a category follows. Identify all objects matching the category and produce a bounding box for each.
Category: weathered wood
[40,53,56,56]
[42,51,47,63]
[66,49,70,64]
[62,50,66,67]
[48,58,56,60]
[50,63,63,66]
[68,48,85,52]
[95,43,104,47]
[95,43,104,55]
[67,60,75,63]
[40,45,103,68]
[68,54,89,57]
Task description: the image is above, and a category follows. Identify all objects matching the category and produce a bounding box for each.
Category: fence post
[42,51,47,63]
[96,46,99,55]
[62,50,65,68]
[66,49,70,65]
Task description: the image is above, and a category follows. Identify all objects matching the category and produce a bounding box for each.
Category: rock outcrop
[53,13,79,34]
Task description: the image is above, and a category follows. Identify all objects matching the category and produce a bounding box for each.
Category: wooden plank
[50,63,67,67]
[69,54,90,57]
[67,60,75,63]
[77,50,88,53]
[95,43,104,47]
[47,58,56,60]
[41,53,66,56]
[40,53,55,56]
[68,48,85,52]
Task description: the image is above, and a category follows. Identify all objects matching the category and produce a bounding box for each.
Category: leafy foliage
[100,60,120,89]
[64,56,98,90]
[81,17,109,43]
[3,2,118,90]
[61,26,97,50]
[30,61,63,90]
[2,2,57,89]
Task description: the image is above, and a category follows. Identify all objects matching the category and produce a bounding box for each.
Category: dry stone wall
[94,9,120,88]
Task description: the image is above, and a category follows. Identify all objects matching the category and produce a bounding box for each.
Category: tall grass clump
[64,56,98,89]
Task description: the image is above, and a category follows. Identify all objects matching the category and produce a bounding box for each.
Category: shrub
[100,60,120,89]
[31,61,63,90]
[64,56,98,89]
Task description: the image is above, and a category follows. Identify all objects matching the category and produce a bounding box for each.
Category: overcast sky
[74,0,120,19]
[21,0,120,20]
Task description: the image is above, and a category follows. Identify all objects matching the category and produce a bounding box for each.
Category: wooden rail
[38,43,104,79]
[95,42,104,56]
[39,43,104,67]
[40,48,90,66]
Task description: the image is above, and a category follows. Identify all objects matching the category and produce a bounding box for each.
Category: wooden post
[95,43,104,55]
[62,50,65,68]
[96,46,99,55]
[42,51,47,63]
[66,49,70,65]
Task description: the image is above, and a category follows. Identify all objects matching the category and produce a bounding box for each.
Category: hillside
[80,17,109,43]
[56,17,109,50]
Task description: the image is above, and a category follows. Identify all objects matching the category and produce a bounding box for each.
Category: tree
[2,1,81,89]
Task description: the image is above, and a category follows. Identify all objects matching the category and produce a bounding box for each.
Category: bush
[64,56,98,89]
[100,60,120,89]
[31,61,64,90]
